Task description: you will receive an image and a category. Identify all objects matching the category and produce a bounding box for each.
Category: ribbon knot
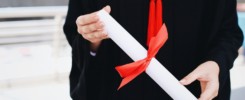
[115,24,168,90]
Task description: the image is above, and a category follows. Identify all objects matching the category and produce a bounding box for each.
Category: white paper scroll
[97,10,197,100]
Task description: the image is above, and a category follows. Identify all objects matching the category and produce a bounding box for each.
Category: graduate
[63,0,244,100]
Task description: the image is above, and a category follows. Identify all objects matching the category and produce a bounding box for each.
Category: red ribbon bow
[115,24,168,89]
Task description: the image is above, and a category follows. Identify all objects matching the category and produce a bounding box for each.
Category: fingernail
[180,79,186,84]
[104,5,109,10]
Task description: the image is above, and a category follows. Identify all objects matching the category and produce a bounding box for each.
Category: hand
[76,6,111,44]
[180,61,220,100]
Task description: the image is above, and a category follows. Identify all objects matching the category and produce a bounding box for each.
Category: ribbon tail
[117,73,139,90]
[147,0,156,46]
[117,61,150,90]
[148,24,168,58]
[115,59,145,78]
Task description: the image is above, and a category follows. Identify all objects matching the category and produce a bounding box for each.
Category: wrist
[90,40,102,52]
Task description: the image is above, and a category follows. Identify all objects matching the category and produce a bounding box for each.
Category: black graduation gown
[63,0,244,100]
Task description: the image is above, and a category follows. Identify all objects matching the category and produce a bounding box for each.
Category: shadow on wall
[231,87,245,100]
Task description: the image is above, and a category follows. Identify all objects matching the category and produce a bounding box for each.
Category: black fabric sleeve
[63,0,99,99]
[64,0,82,46]
[206,0,243,88]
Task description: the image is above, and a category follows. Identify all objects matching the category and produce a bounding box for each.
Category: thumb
[103,5,111,13]
[180,71,200,85]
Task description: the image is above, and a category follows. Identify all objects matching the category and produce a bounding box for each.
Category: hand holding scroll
[180,61,220,100]
[76,6,111,52]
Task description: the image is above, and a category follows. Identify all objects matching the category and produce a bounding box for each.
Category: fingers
[180,71,218,100]
[180,70,200,85]
[90,30,108,39]
[77,21,104,34]
[76,5,111,43]
[76,12,99,26]
[181,61,220,100]
[81,30,109,43]
[104,5,111,13]
[76,5,111,27]
[199,80,219,100]
[200,82,207,93]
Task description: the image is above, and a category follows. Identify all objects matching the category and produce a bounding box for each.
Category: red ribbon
[115,24,168,90]
[147,0,163,46]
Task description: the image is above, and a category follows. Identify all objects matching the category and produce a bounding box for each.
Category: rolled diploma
[97,10,197,100]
